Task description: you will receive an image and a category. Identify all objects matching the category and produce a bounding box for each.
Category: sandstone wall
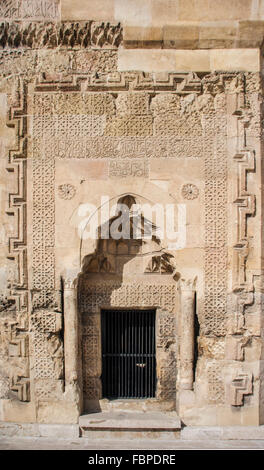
[0,0,263,426]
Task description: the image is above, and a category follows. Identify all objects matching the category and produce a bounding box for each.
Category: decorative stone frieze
[0,21,123,49]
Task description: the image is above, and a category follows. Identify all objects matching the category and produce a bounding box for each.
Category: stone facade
[0,0,264,426]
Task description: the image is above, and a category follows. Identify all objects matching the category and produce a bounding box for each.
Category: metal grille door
[101,309,156,399]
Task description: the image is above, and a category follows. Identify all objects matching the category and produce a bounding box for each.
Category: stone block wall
[0,0,263,425]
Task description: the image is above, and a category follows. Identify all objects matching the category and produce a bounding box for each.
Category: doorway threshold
[79,410,181,440]
[99,398,175,413]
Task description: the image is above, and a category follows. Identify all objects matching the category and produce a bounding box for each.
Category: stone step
[79,411,182,440]
[99,398,175,413]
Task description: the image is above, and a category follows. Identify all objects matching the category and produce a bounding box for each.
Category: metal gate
[101,309,156,399]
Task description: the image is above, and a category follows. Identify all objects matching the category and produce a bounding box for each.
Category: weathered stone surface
[0,21,123,49]
[118,48,260,72]
[61,0,264,24]
[181,425,264,439]
[0,0,263,431]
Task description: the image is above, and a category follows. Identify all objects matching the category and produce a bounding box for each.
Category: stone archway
[62,195,197,416]
[74,195,194,413]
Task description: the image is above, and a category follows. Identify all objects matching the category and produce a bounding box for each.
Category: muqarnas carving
[0,21,123,49]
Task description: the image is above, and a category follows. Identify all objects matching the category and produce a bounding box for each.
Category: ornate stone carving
[0,21,123,49]
[81,315,100,397]
[181,183,199,200]
[5,70,260,415]
[35,379,64,400]
[198,337,225,360]
[207,363,225,404]
[203,110,227,336]
[229,372,253,406]
[158,365,176,401]
[79,281,177,314]
[64,278,77,290]
[109,160,149,178]
[0,0,59,20]
[73,50,117,73]
[6,314,30,401]
[34,70,203,93]
[58,184,76,200]
[33,135,204,160]
[6,79,28,312]
[4,80,30,402]
[145,252,175,274]
[0,295,15,312]
[31,310,64,396]
[32,156,55,309]
[79,282,177,401]
[230,150,256,344]
[106,115,153,137]
[10,375,30,401]
[31,310,62,333]
[158,313,175,339]
[82,254,114,274]
[0,0,20,18]
[233,151,255,292]
[33,115,106,138]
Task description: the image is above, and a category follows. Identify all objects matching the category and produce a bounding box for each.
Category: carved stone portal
[77,196,184,411]
[0,21,261,426]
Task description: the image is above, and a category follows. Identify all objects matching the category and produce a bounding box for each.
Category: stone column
[179,278,196,390]
[63,278,81,408]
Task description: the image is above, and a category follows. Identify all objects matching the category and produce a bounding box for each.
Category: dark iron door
[101,309,156,399]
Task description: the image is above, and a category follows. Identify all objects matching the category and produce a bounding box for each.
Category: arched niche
[63,193,197,414]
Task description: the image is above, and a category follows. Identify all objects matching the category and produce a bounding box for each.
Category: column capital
[179,276,197,293]
[64,278,77,290]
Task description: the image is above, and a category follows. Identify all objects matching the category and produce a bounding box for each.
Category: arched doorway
[78,194,179,412]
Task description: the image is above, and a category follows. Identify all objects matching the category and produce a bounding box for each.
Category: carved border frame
[7,70,257,404]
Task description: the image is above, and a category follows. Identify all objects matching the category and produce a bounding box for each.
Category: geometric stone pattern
[31,310,63,399]
[80,282,177,401]
[58,184,76,200]
[33,115,106,138]
[181,183,199,200]
[79,282,177,314]
[2,63,258,420]
[0,0,59,20]
[0,314,30,402]
[229,372,253,406]
[32,157,55,308]
[29,76,235,409]
[0,49,117,77]
[202,88,228,337]
[82,315,100,398]
[207,363,225,405]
